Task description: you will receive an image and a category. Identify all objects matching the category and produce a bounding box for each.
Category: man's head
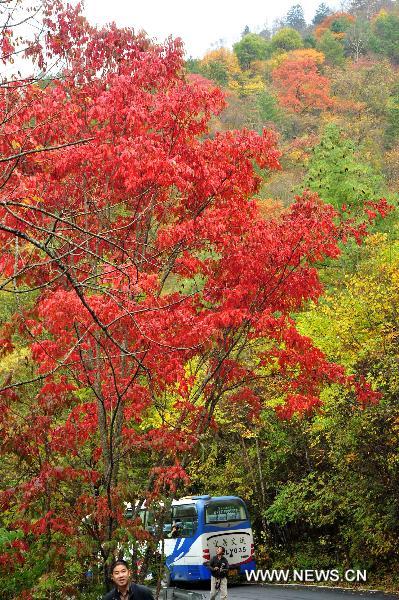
[216,546,225,556]
[111,559,131,589]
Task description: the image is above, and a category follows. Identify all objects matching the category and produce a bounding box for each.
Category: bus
[148,495,256,583]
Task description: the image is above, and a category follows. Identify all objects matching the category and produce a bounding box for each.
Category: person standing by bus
[209,546,229,600]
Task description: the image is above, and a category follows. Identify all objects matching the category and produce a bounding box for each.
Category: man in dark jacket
[102,560,154,600]
[209,546,229,600]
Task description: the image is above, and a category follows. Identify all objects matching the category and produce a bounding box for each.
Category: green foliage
[330,15,353,35]
[270,27,303,54]
[299,232,399,371]
[317,30,345,65]
[303,34,317,48]
[371,13,399,63]
[233,33,271,70]
[200,59,229,86]
[0,542,50,599]
[288,233,399,577]
[385,81,399,148]
[0,528,23,549]
[301,123,384,209]
[257,89,282,124]
[185,57,201,74]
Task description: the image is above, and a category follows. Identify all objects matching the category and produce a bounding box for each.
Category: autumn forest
[0,0,399,597]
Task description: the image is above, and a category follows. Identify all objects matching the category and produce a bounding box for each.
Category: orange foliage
[272,57,334,113]
[315,12,355,40]
[256,198,285,221]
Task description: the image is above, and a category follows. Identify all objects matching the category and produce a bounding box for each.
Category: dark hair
[217,546,225,554]
[111,559,130,573]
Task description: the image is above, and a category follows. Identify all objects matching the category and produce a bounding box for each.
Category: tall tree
[315,12,355,40]
[285,4,307,32]
[312,3,333,26]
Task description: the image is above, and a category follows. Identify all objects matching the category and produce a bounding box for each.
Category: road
[183,584,399,600]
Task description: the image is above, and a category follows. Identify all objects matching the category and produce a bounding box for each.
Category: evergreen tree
[312,3,332,26]
[257,90,282,124]
[285,4,307,32]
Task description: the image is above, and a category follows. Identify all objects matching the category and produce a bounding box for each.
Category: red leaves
[276,394,322,419]
[150,462,190,498]
[339,198,394,245]
[272,57,334,113]
[0,29,14,63]
[50,403,98,453]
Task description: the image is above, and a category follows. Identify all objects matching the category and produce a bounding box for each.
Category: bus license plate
[229,569,238,577]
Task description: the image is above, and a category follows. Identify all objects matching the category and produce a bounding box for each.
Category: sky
[83,0,342,59]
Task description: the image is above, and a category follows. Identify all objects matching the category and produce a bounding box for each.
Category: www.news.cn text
[246,569,367,584]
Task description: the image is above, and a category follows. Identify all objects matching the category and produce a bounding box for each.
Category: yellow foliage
[298,232,399,372]
[228,74,264,97]
[288,149,304,161]
[371,9,388,22]
[268,49,325,77]
[22,195,44,205]
[199,47,241,77]
[250,59,269,77]
[266,52,288,72]
[256,198,285,221]
[0,346,30,379]
[287,48,325,64]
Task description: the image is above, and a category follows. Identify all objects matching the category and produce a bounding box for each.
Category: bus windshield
[205,500,248,523]
[170,504,198,538]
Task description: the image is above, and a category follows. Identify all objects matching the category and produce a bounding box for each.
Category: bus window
[170,504,198,538]
[132,509,156,533]
[205,500,247,523]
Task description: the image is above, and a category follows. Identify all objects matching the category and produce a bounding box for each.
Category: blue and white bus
[157,495,255,583]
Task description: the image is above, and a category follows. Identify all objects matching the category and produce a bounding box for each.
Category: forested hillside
[185,0,399,590]
[0,0,398,597]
